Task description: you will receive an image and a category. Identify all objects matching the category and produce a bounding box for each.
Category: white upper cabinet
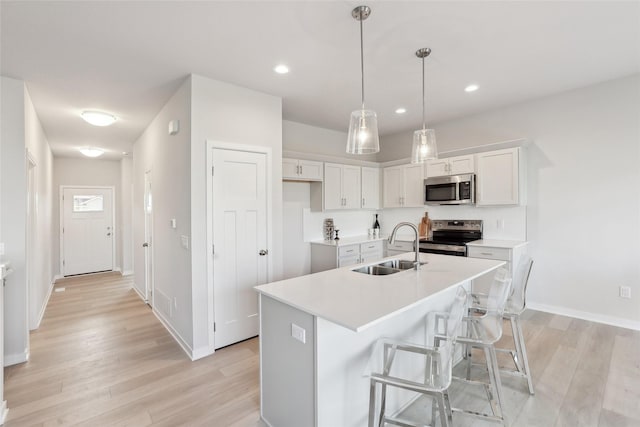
[361,167,381,210]
[383,163,425,208]
[476,147,524,206]
[282,158,323,181]
[322,163,361,210]
[425,154,475,178]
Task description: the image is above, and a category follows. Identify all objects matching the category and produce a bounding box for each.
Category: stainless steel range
[418,220,482,256]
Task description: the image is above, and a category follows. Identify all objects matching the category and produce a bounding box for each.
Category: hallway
[3,273,262,426]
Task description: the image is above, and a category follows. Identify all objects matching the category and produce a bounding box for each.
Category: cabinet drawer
[360,241,383,254]
[386,240,414,251]
[338,244,359,257]
[467,246,511,261]
[338,255,359,268]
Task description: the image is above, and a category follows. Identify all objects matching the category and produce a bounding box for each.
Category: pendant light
[346,5,380,155]
[411,48,438,163]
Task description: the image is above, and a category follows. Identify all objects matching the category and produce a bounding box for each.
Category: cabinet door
[476,148,519,206]
[361,167,381,210]
[298,160,323,181]
[338,255,360,268]
[449,155,475,175]
[425,159,450,177]
[324,163,343,210]
[342,165,362,209]
[383,166,403,208]
[403,164,425,207]
[282,158,299,180]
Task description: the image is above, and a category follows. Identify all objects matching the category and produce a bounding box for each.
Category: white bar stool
[454,267,512,425]
[365,287,468,427]
[471,256,535,395]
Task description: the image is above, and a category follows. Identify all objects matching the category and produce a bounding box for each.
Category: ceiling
[2,1,639,159]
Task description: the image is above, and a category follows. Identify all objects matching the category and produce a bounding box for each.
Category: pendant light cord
[360,16,365,110]
[422,57,426,131]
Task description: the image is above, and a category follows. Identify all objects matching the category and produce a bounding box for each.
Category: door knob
[106,232,111,236]
[259,249,268,256]
[143,243,149,248]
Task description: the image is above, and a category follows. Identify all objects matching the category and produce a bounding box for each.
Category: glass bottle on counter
[373,214,380,230]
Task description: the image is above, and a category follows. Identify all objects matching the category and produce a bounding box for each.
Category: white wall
[24,87,54,331]
[190,74,283,355]
[1,76,28,366]
[52,157,122,277]
[133,77,193,349]
[380,74,640,328]
[120,157,133,275]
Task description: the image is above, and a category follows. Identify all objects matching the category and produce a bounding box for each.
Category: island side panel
[315,284,465,427]
[260,294,315,426]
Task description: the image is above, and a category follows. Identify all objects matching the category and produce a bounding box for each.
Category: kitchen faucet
[388,222,421,269]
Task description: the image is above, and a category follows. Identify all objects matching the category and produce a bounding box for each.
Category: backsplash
[302,208,380,242]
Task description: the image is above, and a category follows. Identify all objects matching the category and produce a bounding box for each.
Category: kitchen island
[255,252,504,427]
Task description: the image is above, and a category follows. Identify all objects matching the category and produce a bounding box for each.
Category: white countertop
[466,239,529,249]
[255,253,504,332]
[309,234,388,247]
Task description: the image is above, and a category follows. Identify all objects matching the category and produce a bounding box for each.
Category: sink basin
[377,259,418,270]
[352,265,400,275]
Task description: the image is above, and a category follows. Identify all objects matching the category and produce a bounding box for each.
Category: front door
[62,187,114,276]
[212,148,268,349]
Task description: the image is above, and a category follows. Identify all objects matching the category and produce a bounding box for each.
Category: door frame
[143,170,154,306]
[26,151,37,330]
[206,140,273,353]
[59,185,116,276]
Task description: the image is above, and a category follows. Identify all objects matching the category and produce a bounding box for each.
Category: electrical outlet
[291,323,306,344]
[619,286,631,299]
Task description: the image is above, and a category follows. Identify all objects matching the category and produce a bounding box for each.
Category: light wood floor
[4,272,639,426]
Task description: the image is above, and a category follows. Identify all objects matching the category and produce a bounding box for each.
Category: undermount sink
[352,259,424,275]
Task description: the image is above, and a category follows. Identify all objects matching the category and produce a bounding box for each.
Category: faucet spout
[388,222,421,269]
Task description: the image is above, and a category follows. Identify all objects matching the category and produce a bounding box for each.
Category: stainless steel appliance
[424,173,475,205]
[418,220,482,256]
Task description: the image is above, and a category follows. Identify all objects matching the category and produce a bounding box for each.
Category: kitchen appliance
[419,219,482,256]
[424,173,475,205]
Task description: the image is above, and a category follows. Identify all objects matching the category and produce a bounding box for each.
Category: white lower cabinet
[311,239,384,273]
[467,240,529,292]
[386,240,414,257]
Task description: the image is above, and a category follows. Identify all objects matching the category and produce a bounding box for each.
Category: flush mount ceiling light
[79,148,104,158]
[395,108,407,114]
[411,48,438,163]
[274,64,290,74]
[346,5,380,155]
[81,110,116,127]
[465,84,479,92]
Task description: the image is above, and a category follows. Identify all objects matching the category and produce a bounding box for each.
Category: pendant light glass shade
[347,109,379,154]
[346,5,380,154]
[411,47,438,163]
[411,128,437,163]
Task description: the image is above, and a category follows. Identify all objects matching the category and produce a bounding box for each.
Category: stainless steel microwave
[424,173,475,205]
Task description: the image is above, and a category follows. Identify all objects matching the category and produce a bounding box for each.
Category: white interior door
[212,148,268,349]
[143,171,154,305]
[62,187,114,276]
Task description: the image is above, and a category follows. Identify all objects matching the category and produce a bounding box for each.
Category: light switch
[181,235,189,250]
[291,323,306,344]
[170,219,177,229]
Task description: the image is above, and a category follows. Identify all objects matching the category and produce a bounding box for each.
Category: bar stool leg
[486,345,506,425]
[368,379,376,427]
[437,394,452,427]
[378,383,388,427]
[514,315,534,395]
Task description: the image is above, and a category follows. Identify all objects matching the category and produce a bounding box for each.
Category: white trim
[0,400,8,425]
[121,270,134,276]
[4,349,29,367]
[206,140,273,354]
[31,281,54,331]
[283,149,380,168]
[528,302,640,331]
[132,283,146,302]
[59,185,116,277]
[152,308,193,360]
[191,346,213,361]
[52,274,63,282]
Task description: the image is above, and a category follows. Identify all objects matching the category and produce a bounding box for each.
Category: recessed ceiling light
[79,148,104,158]
[464,84,479,93]
[274,64,289,74]
[395,108,407,114]
[81,110,117,126]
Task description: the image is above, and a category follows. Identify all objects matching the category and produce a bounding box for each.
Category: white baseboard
[152,309,194,360]
[52,274,63,283]
[31,281,54,331]
[0,400,7,425]
[132,284,146,302]
[121,270,134,276]
[528,302,640,331]
[4,349,29,367]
